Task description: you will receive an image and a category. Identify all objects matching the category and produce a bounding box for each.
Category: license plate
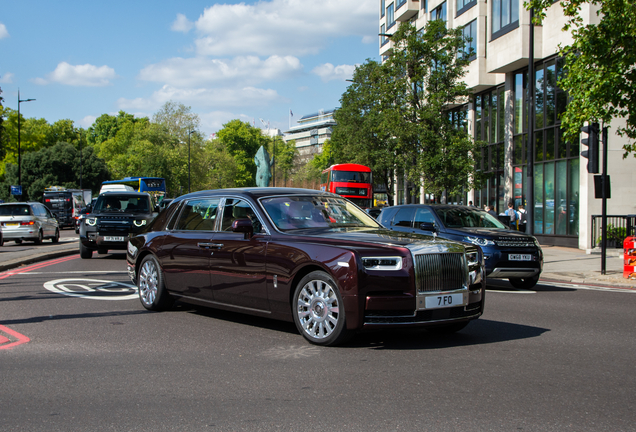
[509,254,532,261]
[424,293,465,309]
[104,236,125,242]
[5,223,19,227]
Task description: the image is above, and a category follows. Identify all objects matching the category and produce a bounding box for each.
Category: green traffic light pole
[17,90,36,202]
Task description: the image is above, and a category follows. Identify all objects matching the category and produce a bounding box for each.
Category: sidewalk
[0,238,634,289]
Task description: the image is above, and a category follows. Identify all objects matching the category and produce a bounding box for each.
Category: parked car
[377,204,543,289]
[126,188,486,346]
[0,202,60,244]
[158,198,173,212]
[79,192,156,259]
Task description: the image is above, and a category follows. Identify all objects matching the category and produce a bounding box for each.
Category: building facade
[379,0,636,249]
[284,109,336,165]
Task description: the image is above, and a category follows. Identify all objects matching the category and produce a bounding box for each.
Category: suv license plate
[104,236,125,242]
[424,293,465,309]
[509,254,532,261]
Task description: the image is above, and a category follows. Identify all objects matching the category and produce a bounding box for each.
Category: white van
[99,184,135,194]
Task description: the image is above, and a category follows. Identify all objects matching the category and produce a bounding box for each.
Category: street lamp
[187,129,194,193]
[17,89,35,201]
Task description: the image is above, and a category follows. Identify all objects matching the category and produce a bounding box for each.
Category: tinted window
[414,207,436,225]
[176,198,220,231]
[433,207,507,229]
[219,199,263,233]
[0,205,31,216]
[331,171,371,183]
[392,207,415,228]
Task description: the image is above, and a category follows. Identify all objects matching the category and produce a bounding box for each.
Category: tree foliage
[217,119,269,187]
[526,0,636,157]
[331,21,484,200]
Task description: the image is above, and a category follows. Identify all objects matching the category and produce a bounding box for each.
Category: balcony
[395,0,420,22]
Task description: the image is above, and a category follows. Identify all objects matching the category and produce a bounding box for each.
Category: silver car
[0,202,60,244]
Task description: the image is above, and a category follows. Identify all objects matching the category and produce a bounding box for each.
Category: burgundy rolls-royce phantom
[126,188,485,346]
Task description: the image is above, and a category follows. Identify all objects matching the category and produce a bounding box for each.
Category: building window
[512,56,578,237]
[387,3,395,29]
[381,24,389,46]
[422,0,427,12]
[491,0,519,39]
[457,0,476,16]
[381,0,386,17]
[397,0,407,10]
[431,1,447,22]
[461,20,477,61]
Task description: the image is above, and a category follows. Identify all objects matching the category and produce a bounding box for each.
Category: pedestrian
[506,202,518,230]
[518,205,527,231]
[487,205,498,219]
[468,200,474,207]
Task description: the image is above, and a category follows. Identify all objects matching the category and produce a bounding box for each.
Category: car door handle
[197,242,223,249]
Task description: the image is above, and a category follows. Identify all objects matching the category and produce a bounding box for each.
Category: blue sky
[0,0,379,137]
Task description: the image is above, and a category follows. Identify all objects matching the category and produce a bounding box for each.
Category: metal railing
[590,215,636,249]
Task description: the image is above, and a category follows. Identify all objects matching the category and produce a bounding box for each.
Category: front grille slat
[414,253,466,293]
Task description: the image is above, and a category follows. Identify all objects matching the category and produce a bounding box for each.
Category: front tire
[79,241,93,259]
[509,275,540,289]
[138,255,173,311]
[292,271,352,346]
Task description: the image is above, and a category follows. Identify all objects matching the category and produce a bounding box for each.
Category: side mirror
[419,222,437,232]
[83,205,92,214]
[232,218,254,238]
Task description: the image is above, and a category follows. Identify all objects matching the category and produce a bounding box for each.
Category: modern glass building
[379,0,636,249]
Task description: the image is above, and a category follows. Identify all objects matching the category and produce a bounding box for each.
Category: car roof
[98,191,150,198]
[386,204,483,211]
[172,187,339,203]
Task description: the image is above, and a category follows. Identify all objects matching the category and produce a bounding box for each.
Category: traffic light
[581,122,599,173]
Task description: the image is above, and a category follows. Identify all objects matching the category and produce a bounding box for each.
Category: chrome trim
[364,311,483,326]
[488,268,540,278]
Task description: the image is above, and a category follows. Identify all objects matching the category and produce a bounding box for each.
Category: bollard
[624,236,636,279]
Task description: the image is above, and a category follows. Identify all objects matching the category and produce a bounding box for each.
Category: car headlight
[133,220,147,227]
[463,236,494,247]
[86,218,97,226]
[362,256,403,271]
[466,251,480,266]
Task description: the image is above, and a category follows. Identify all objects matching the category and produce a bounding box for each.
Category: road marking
[0,324,30,350]
[20,271,127,275]
[44,278,138,300]
[0,255,80,280]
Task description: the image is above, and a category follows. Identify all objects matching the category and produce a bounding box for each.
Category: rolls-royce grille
[414,253,467,293]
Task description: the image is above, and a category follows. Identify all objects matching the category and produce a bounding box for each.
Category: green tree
[526,0,636,157]
[152,101,201,143]
[0,108,48,179]
[87,111,144,146]
[0,87,4,161]
[0,142,110,202]
[332,21,484,200]
[216,119,269,187]
[268,137,298,187]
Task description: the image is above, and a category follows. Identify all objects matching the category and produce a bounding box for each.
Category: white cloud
[192,0,376,56]
[118,85,284,112]
[0,24,9,39]
[312,63,357,82]
[0,72,14,84]
[78,115,97,129]
[171,13,193,33]
[139,55,302,87]
[36,62,117,86]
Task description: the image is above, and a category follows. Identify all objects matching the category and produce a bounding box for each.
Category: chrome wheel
[296,277,341,341]
[138,258,159,307]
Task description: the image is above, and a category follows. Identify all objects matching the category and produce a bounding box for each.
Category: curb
[0,245,79,273]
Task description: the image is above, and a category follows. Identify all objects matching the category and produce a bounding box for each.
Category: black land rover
[79,192,156,259]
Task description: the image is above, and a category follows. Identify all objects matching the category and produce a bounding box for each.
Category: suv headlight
[133,219,147,227]
[86,218,97,226]
[463,236,494,247]
[362,256,403,271]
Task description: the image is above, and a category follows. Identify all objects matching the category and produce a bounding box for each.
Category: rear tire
[138,255,173,311]
[79,242,93,259]
[51,229,60,243]
[292,271,353,346]
[509,275,540,289]
[34,230,43,245]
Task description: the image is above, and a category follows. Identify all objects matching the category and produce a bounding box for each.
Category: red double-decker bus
[320,163,372,208]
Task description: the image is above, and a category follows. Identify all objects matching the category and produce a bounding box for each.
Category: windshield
[94,195,150,213]
[434,207,507,229]
[260,195,381,231]
[331,171,371,183]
